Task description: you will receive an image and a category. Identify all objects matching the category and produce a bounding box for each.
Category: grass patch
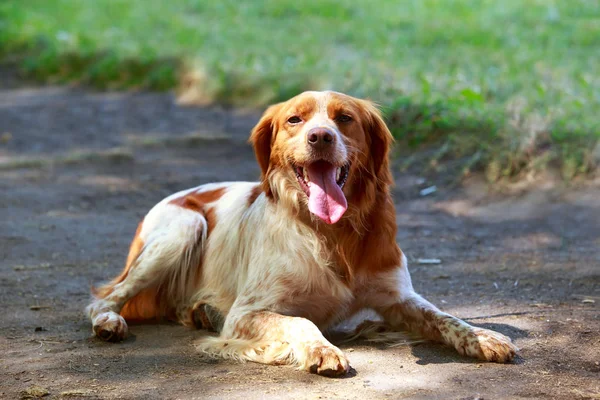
[1,0,599,179]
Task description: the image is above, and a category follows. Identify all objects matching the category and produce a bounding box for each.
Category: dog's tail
[196,335,298,366]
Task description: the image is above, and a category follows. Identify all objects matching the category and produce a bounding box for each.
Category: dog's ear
[359,100,394,185]
[249,103,283,179]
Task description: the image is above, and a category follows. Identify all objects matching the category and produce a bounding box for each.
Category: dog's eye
[287,116,302,124]
[336,114,352,123]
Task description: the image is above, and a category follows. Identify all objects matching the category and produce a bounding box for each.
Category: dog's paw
[457,327,518,363]
[191,303,224,333]
[305,343,350,377]
[92,312,128,342]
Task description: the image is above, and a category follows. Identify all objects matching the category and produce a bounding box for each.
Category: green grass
[1,0,599,179]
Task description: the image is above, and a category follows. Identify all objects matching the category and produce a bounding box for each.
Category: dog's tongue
[306,161,347,224]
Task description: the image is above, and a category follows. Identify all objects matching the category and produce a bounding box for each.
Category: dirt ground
[1,85,599,400]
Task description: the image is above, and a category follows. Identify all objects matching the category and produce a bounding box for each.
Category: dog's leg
[87,205,206,341]
[198,308,350,377]
[86,239,169,342]
[187,303,225,332]
[361,255,518,362]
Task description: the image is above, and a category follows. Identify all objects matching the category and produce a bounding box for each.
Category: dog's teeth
[336,168,341,181]
[303,168,309,183]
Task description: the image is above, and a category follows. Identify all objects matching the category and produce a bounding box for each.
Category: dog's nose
[307,128,334,149]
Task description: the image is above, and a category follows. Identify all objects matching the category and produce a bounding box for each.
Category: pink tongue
[306,161,348,224]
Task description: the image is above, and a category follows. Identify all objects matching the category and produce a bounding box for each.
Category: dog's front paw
[93,312,128,342]
[304,343,350,377]
[457,327,518,363]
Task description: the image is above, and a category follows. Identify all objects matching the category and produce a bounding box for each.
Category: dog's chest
[259,224,356,327]
[269,259,355,328]
[206,198,356,326]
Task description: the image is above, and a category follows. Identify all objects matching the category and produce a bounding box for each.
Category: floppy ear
[249,103,283,184]
[359,100,394,185]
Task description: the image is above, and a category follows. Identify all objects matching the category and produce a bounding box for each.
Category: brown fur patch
[204,207,217,232]
[169,188,226,213]
[247,184,262,207]
[249,103,284,197]
[92,220,144,299]
[323,191,401,284]
[91,219,179,322]
[120,286,172,321]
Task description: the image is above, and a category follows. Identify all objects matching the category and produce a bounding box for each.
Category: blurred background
[1,0,599,179]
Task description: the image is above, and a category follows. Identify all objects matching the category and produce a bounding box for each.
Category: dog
[87,91,518,376]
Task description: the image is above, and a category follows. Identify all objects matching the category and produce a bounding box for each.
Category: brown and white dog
[87,91,518,376]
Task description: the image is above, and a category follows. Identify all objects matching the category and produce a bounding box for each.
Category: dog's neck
[266,178,399,285]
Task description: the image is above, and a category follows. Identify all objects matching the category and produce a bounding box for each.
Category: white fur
[190,182,354,367]
[87,91,518,373]
[88,180,355,368]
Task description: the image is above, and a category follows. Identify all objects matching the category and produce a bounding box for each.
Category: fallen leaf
[20,385,49,399]
[60,389,95,397]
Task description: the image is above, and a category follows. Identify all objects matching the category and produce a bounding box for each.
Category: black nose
[307,128,334,149]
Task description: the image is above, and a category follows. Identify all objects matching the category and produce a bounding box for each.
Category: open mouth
[294,160,349,224]
[295,163,349,193]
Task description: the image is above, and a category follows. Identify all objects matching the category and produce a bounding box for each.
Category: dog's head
[250,91,393,225]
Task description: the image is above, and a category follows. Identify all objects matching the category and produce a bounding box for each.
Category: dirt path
[1,86,599,399]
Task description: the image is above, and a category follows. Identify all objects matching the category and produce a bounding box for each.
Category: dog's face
[250,91,393,224]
